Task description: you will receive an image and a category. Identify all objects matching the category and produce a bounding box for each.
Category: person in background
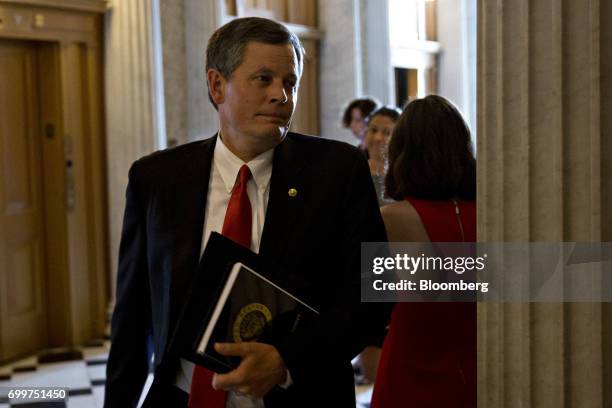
[371,95,477,408]
[341,97,380,156]
[365,106,402,207]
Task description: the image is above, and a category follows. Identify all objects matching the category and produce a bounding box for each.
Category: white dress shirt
[174,135,273,407]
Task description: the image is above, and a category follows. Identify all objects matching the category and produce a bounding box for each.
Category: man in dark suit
[105,17,388,408]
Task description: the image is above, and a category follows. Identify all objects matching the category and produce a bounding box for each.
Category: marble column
[318,0,362,143]
[184,0,222,142]
[478,0,611,406]
[159,0,187,147]
[104,0,164,302]
[158,0,221,145]
[361,0,393,105]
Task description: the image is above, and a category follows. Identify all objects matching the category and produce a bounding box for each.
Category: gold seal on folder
[233,302,273,342]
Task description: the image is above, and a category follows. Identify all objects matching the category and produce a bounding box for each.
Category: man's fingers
[214,342,250,357]
[212,370,244,390]
[211,343,281,398]
[212,343,253,390]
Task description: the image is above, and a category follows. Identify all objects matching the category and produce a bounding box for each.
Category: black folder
[169,232,319,373]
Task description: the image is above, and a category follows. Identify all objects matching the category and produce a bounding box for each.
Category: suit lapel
[259,134,307,263]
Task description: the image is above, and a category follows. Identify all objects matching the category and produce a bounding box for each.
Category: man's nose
[269,80,288,103]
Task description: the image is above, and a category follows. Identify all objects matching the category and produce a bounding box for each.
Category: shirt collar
[214,133,274,193]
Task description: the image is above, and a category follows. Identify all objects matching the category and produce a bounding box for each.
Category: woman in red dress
[371,95,477,408]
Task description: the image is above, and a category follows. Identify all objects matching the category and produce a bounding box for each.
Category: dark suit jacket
[104,132,389,407]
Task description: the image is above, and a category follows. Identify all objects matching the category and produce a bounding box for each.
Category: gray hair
[206,17,305,109]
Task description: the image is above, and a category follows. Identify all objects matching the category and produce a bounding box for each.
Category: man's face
[210,42,300,158]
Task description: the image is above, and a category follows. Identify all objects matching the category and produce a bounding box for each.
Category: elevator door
[0,40,48,360]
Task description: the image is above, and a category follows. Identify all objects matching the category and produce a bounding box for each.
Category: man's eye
[256,75,272,83]
[285,80,297,90]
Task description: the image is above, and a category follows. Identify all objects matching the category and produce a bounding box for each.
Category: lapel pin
[288,188,298,198]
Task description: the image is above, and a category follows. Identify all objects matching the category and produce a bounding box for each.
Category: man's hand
[212,342,287,399]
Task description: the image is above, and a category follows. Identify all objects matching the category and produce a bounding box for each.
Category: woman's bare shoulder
[381,201,430,242]
[380,201,421,226]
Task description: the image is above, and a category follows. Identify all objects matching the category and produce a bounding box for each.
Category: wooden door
[0,40,48,360]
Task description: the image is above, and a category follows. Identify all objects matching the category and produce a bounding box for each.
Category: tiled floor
[0,341,129,408]
[0,342,371,407]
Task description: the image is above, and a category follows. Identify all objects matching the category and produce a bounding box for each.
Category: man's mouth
[257,113,289,120]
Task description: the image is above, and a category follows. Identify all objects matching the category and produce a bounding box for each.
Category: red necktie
[189,164,252,408]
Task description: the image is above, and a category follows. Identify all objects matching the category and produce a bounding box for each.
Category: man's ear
[207,69,226,106]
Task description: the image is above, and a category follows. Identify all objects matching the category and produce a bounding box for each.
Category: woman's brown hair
[385,95,476,200]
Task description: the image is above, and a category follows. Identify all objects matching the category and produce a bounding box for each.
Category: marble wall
[361,0,393,106]
[318,0,362,143]
[159,0,187,147]
[318,0,394,143]
[184,0,221,142]
[159,0,220,145]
